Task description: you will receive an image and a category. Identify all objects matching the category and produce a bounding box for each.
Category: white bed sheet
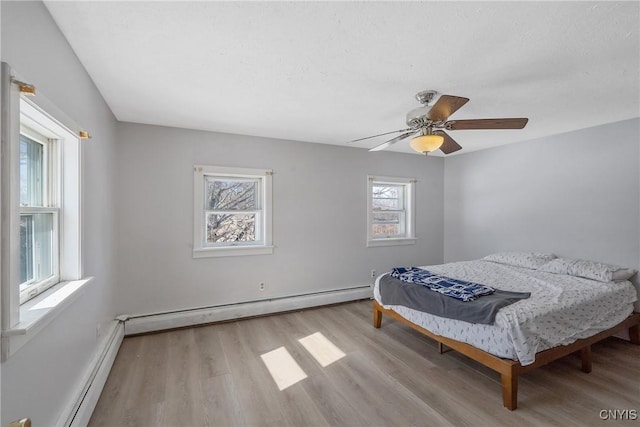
[374,260,638,366]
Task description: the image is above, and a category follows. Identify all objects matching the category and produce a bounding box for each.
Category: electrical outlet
[259,282,266,291]
[370,269,376,278]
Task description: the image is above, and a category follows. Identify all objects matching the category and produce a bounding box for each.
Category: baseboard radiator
[123,285,373,336]
[58,320,124,427]
[56,285,371,426]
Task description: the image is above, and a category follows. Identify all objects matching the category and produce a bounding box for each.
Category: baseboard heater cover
[58,320,124,427]
[124,285,373,336]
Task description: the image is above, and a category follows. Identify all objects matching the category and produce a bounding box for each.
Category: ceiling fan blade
[426,95,470,121]
[349,128,413,143]
[447,118,529,130]
[435,131,463,155]
[369,130,418,152]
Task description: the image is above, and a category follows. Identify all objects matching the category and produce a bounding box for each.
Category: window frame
[367,175,416,247]
[193,165,273,258]
[204,175,262,248]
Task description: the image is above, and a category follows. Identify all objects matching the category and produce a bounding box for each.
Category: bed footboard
[372,300,640,410]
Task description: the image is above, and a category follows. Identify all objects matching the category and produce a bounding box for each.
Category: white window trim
[193,165,273,258]
[367,175,416,247]
[2,277,93,361]
[1,63,86,360]
[20,99,82,282]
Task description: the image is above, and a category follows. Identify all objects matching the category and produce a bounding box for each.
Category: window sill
[193,245,274,258]
[1,277,94,361]
[367,237,417,248]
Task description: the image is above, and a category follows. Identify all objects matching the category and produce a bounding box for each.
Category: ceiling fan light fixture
[410,134,444,154]
[350,91,528,155]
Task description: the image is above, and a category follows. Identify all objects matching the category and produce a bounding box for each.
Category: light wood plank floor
[90,300,640,426]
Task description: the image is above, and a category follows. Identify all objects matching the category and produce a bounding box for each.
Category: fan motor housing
[406,106,430,127]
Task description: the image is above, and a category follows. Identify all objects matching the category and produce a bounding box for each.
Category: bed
[372,253,640,410]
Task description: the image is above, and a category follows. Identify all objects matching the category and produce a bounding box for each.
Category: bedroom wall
[444,118,640,278]
[1,1,118,425]
[114,123,444,316]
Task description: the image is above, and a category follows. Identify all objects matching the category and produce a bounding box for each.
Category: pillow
[482,252,556,270]
[569,259,637,282]
[537,258,573,275]
[612,268,638,282]
[539,257,637,282]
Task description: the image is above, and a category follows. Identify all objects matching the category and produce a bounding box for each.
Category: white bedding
[374,260,638,366]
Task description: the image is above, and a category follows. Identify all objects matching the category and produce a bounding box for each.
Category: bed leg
[629,324,640,345]
[437,342,451,354]
[501,372,517,410]
[373,302,382,329]
[580,345,592,373]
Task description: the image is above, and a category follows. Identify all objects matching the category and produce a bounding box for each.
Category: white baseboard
[57,320,124,427]
[52,286,371,426]
[124,285,373,336]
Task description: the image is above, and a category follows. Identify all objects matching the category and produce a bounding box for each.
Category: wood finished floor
[89,300,640,427]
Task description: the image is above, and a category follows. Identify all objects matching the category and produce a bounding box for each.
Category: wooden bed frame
[373,300,640,410]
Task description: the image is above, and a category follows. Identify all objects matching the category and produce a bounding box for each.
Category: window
[1,64,86,359]
[19,128,59,303]
[367,176,416,247]
[193,165,273,258]
[13,99,82,305]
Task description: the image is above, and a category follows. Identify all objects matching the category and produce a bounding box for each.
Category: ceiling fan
[350,90,528,155]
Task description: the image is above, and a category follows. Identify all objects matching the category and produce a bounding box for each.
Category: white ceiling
[44,1,639,156]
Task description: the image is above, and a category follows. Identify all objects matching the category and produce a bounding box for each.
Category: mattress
[374,260,638,366]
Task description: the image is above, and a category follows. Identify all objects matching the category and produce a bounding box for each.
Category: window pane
[372,224,400,238]
[206,213,256,244]
[206,178,257,211]
[20,213,54,288]
[372,212,405,237]
[372,185,403,210]
[20,215,34,284]
[20,134,44,207]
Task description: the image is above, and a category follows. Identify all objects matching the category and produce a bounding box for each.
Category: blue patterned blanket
[390,267,494,302]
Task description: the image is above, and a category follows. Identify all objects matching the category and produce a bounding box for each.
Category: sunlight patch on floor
[260,346,308,391]
[298,332,346,367]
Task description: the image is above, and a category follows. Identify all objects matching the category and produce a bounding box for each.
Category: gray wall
[1,1,118,425]
[444,118,640,277]
[2,2,637,424]
[114,123,444,315]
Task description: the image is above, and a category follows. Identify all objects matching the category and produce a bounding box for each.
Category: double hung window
[367,176,416,246]
[1,63,84,359]
[206,176,261,245]
[19,127,59,302]
[193,166,273,257]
